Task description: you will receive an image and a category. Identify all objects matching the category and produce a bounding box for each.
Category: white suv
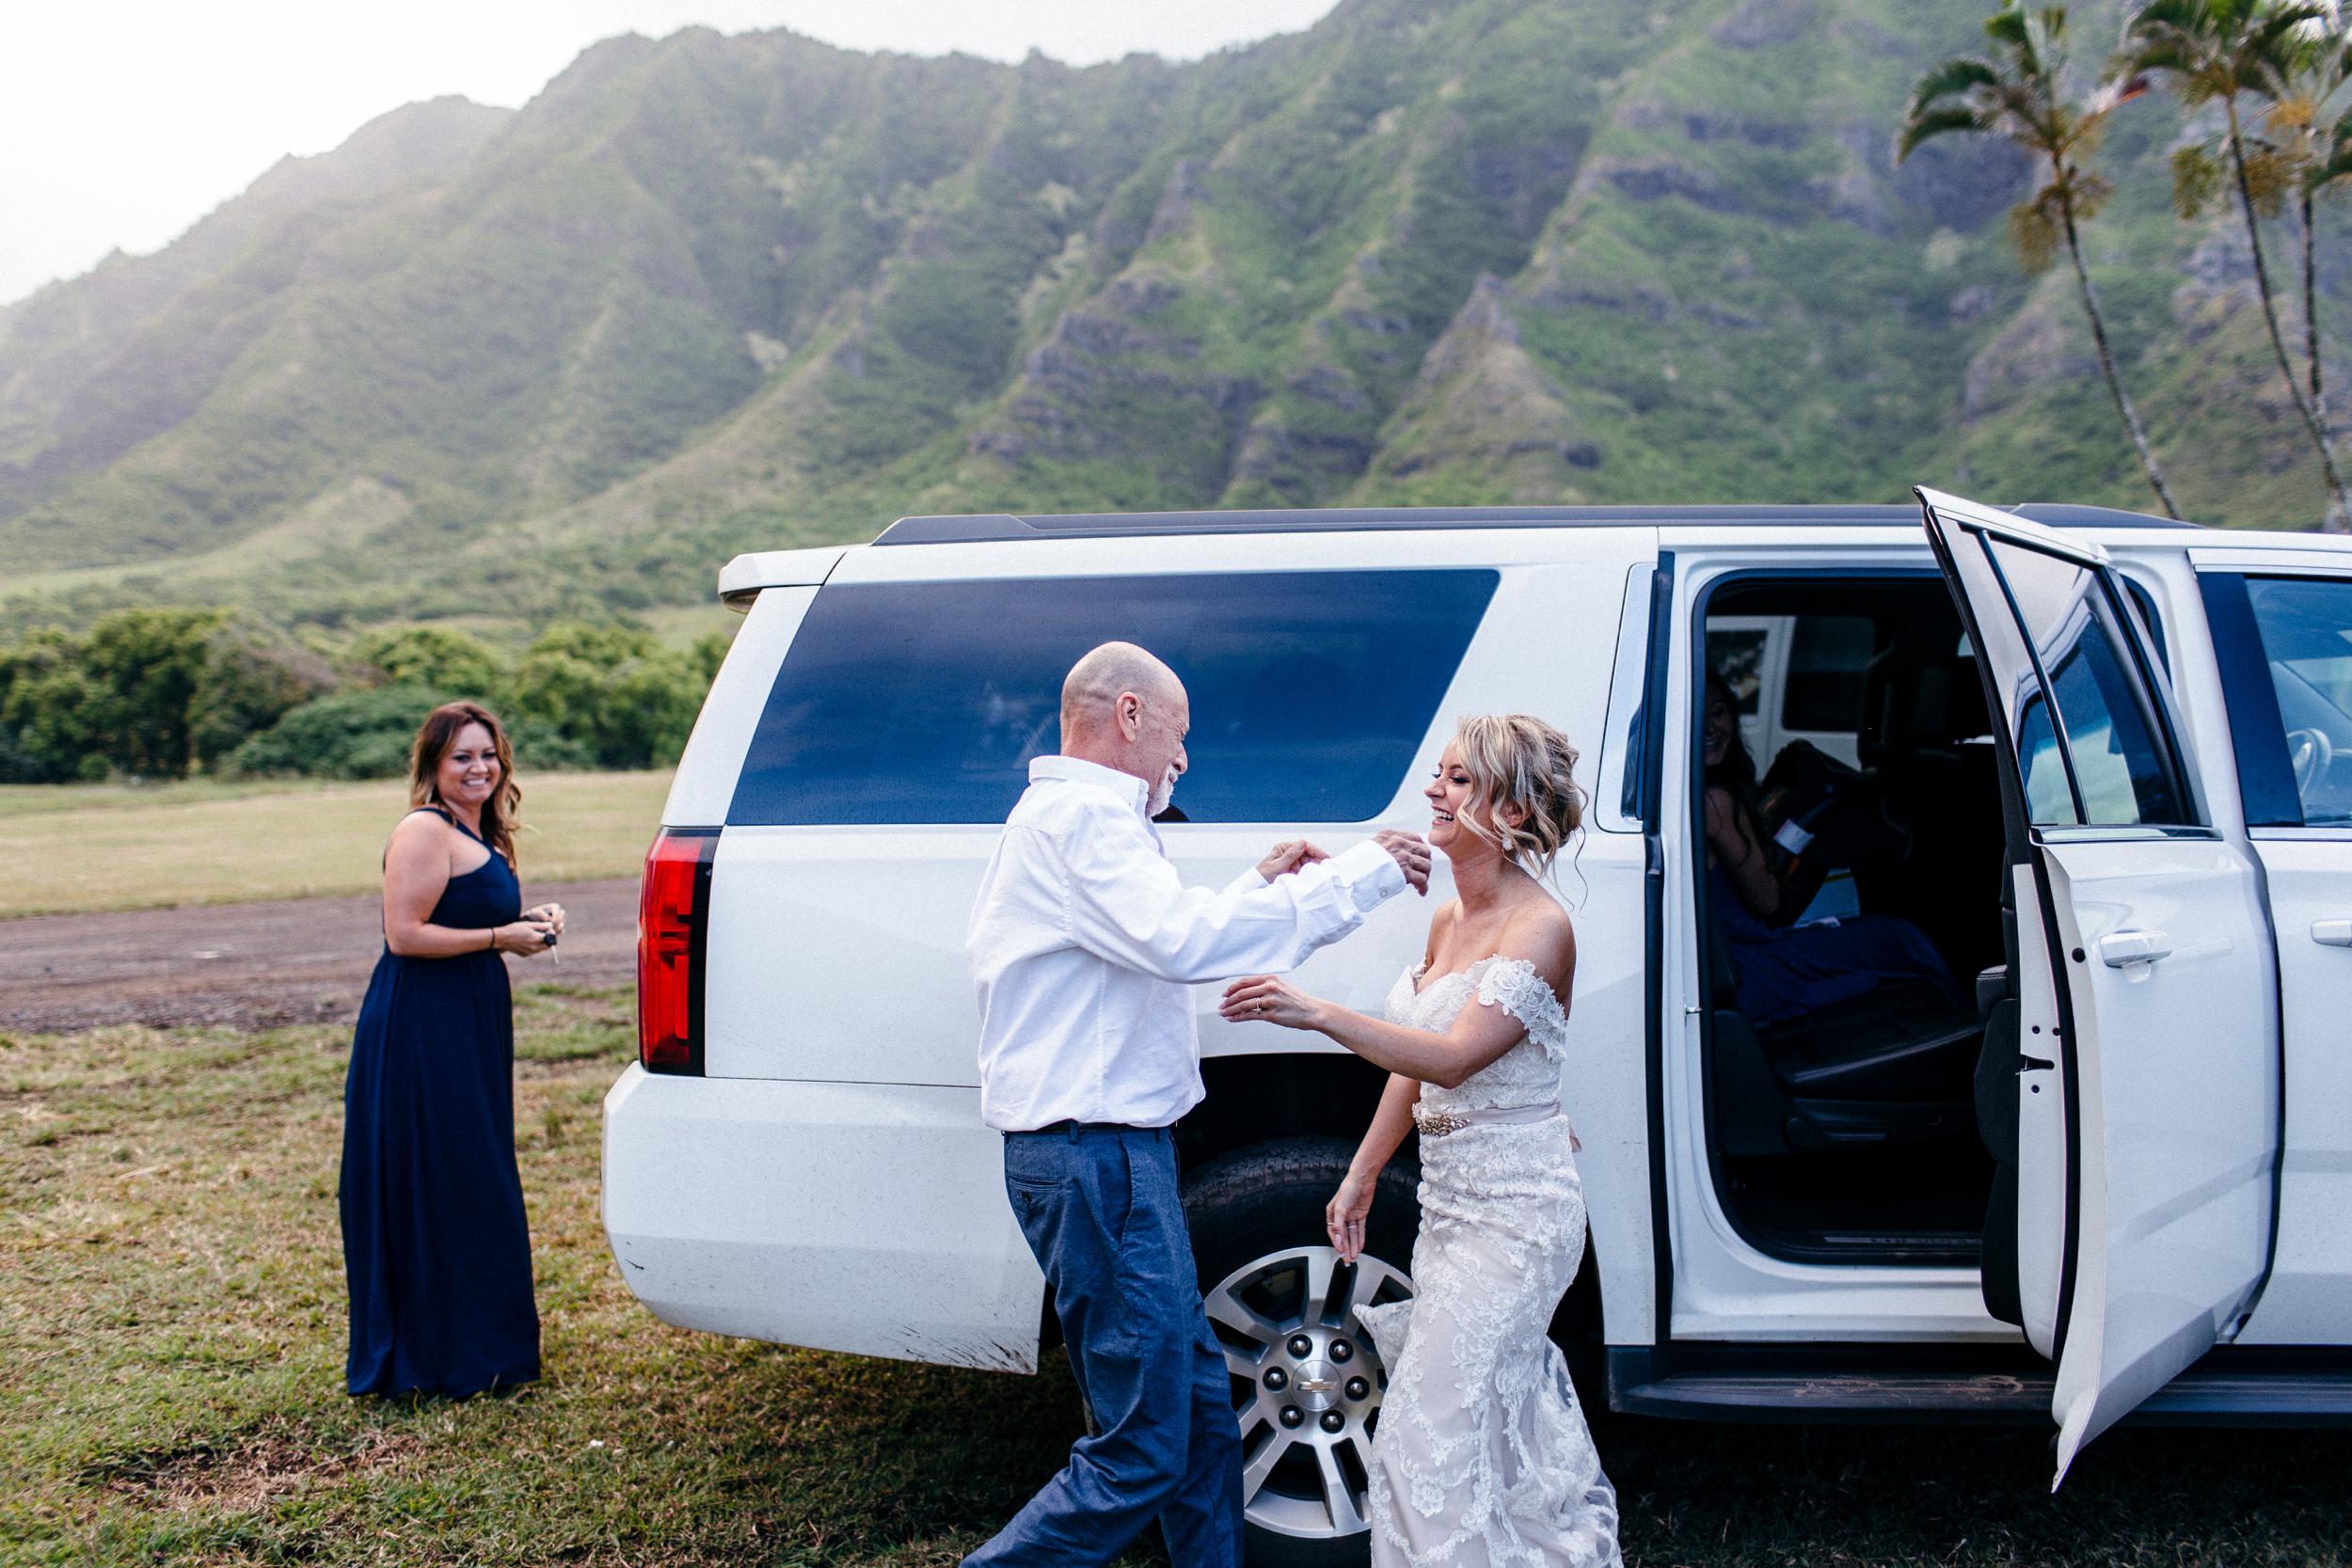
[604,490,2352,1562]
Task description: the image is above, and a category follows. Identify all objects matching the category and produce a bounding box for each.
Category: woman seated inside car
[1703,672,1963,1027]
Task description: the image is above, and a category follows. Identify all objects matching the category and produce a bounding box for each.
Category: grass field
[5,988,2348,1567]
[0,772,670,918]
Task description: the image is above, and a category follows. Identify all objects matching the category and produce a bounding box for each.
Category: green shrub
[227,686,453,780]
[0,631,106,783]
[186,614,336,767]
[5,604,712,784]
[507,620,716,769]
[0,606,331,780]
[346,624,504,698]
[0,610,328,781]
[230,686,596,780]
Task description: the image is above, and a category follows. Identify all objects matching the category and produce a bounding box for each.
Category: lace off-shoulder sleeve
[1471,956,1571,1062]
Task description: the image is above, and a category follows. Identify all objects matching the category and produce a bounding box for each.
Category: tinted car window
[2244,576,2352,825]
[2016,689,2076,825]
[730,570,1499,825]
[1783,615,1874,731]
[1709,626,1768,715]
[1983,536,2186,827]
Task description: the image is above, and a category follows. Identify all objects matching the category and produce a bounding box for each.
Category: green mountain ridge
[2,0,2345,634]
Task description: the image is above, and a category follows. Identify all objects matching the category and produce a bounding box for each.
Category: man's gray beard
[1149,774,1176,817]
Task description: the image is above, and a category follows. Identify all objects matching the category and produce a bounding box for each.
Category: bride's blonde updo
[1451,713,1586,876]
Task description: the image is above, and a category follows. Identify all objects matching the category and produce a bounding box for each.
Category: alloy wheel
[1203,1243,1413,1542]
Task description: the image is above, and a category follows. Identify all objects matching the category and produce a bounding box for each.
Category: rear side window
[728,570,1499,825]
[1782,614,1874,731]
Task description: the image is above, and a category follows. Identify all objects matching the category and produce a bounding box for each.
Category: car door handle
[2315,919,2352,948]
[2097,929,2172,969]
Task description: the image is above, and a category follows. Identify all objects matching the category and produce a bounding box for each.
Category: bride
[1219,714,1621,1568]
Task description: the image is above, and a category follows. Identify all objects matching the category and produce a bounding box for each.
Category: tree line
[0,609,727,784]
[1902,0,2351,527]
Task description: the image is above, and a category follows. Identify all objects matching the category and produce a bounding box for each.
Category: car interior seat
[1703,893,1980,1155]
[1856,642,2008,985]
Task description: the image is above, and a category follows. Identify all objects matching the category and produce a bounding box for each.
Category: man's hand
[1373,829,1432,895]
[1255,840,1329,882]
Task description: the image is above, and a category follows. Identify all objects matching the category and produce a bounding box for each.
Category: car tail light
[637,827,718,1074]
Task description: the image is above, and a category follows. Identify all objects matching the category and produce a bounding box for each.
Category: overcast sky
[0,0,1341,307]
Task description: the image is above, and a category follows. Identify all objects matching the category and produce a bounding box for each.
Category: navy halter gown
[340,808,541,1398]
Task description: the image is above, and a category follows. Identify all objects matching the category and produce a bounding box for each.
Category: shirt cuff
[1330,839,1406,911]
[1222,865,1270,897]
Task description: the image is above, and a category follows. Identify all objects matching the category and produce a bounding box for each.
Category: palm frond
[2260,1,2333,36]
[2126,0,2208,38]
[2072,106,2115,159]
[1907,55,2005,113]
[2310,116,2352,185]
[1897,104,1996,161]
[2117,36,2207,86]
[2249,5,2334,87]
[1986,8,2034,51]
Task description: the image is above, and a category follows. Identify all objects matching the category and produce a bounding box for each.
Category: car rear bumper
[601,1064,1043,1371]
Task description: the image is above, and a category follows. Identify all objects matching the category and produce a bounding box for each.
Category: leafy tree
[346,625,504,698]
[2119,0,2352,528]
[0,610,327,780]
[508,620,707,770]
[230,683,596,779]
[229,685,456,781]
[76,610,216,777]
[1899,4,2182,518]
[0,604,720,783]
[186,614,335,768]
[72,609,330,777]
[0,631,107,783]
[680,630,729,688]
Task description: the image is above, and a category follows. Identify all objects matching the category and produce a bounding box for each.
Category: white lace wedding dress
[1354,955,1622,1568]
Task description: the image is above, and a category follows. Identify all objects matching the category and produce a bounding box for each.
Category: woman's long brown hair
[407,701,522,871]
[1703,670,1772,856]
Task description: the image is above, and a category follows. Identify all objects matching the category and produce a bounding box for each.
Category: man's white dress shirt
[970,754,1408,1132]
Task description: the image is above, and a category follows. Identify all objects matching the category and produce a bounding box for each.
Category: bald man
[964,641,1429,1568]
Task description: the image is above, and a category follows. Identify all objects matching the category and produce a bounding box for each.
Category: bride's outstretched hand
[1219,974,1324,1031]
[1326,1169,1375,1263]
[1255,840,1329,881]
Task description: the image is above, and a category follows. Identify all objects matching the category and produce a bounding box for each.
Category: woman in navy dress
[1702,673,1959,1022]
[341,701,565,1398]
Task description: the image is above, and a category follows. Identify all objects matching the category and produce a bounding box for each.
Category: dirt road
[0,879,639,1034]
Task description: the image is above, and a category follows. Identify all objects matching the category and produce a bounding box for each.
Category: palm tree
[2119,0,2350,529]
[2265,14,2347,448]
[1899,4,2181,517]
[2313,111,2352,434]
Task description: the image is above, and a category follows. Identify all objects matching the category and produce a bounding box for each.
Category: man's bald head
[1058,641,1190,813]
[1061,641,1184,736]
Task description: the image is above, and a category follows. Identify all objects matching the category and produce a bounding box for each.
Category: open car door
[1916,487,2279,1485]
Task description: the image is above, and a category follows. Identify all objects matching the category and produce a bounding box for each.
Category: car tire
[1182,1136,1422,1568]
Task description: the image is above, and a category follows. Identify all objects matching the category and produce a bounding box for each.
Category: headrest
[1912,657,1990,743]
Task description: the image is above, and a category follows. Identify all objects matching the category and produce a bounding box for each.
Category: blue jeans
[964,1125,1243,1568]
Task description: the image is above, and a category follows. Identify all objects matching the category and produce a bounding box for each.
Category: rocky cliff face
[1,0,2344,629]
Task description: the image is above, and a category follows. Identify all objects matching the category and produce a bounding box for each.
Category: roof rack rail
[871,501,2192,546]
